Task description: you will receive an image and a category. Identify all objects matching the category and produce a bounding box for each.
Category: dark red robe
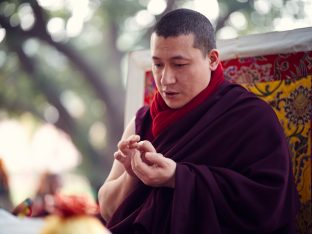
[107,81,299,234]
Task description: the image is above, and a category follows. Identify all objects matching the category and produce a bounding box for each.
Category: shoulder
[136,105,150,121]
[223,81,274,112]
[219,81,280,124]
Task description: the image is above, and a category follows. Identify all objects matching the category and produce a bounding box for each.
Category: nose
[161,67,176,85]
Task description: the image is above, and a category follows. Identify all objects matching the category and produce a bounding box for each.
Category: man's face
[150,33,213,109]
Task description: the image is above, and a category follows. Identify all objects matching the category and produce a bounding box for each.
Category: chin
[165,101,184,109]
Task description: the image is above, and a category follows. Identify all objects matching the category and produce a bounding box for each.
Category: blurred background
[0,0,311,208]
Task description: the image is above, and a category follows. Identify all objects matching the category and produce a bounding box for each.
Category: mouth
[163,91,179,97]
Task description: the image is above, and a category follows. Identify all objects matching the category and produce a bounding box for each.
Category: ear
[208,49,220,71]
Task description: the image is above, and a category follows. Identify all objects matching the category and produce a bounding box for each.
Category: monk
[98,8,299,234]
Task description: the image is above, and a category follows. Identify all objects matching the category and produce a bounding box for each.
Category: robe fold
[106,81,299,234]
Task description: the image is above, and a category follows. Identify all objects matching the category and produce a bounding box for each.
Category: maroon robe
[107,80,299,234]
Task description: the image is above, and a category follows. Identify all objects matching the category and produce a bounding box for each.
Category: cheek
[153,76,161,89]
[186,75,210,95]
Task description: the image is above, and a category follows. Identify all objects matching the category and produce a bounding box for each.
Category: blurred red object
[46,193,99,218]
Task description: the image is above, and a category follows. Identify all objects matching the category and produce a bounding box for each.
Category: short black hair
[152,8,216,57]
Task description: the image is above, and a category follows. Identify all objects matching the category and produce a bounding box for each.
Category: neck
[150,63,224,138]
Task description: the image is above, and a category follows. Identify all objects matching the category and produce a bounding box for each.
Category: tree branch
[0,5,124,146]
[1,24,111,187]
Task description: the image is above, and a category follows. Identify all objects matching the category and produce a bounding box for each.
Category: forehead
[150,33,199,59]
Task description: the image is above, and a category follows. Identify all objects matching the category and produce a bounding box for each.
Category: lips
[165,91,177,95]
[163,91,179,97]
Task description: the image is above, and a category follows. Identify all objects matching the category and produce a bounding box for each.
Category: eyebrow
[152,55,190,60]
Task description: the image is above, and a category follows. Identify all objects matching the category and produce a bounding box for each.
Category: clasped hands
[114,135,176,188]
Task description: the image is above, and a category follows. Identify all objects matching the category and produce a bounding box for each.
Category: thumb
[137,140,156,153]
[144,153,165,167]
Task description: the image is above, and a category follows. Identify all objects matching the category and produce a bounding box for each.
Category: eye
[175,63,187,67]
[153,63,163,69]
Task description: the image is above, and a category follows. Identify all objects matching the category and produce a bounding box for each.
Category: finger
[131,151,142,167]
[117,135,140,149]
[144,153,165,167]
[128,134,140,143]
[127,135,140,149]
[114,151,126,162]
[117,140,127,150]
[131,153,160,186]
[136,140,156,153]
[117,140,133,151]
[131,152,150,174]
